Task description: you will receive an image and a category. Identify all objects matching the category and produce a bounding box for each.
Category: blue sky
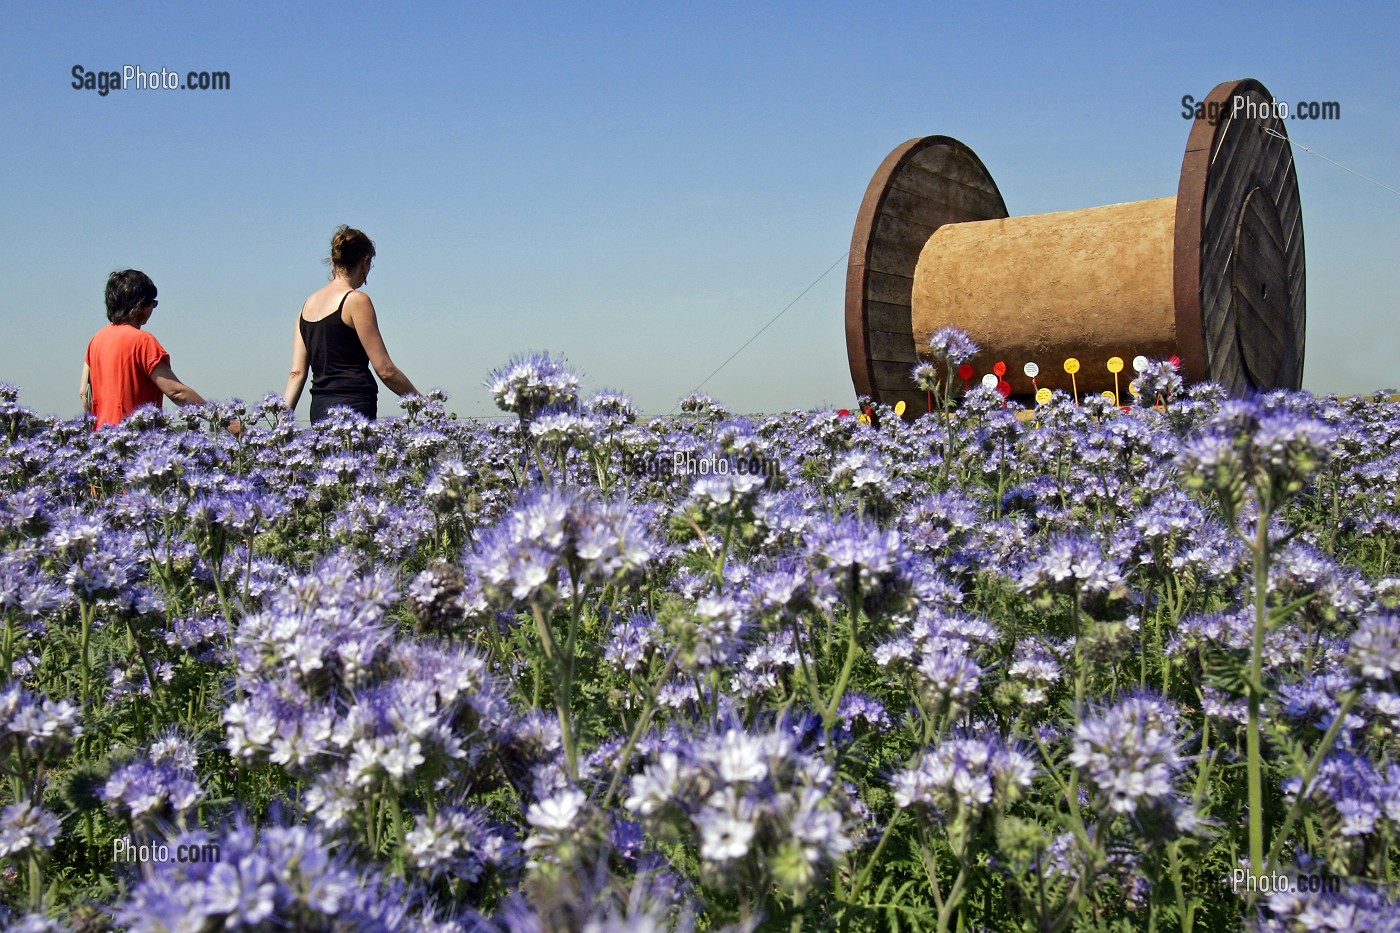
[2,1,1396,419]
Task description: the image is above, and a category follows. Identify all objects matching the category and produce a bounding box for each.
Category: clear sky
[2,1,1396,419]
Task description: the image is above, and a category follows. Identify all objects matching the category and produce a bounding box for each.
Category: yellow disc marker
[1063,357,1080,405]
[1107,356,1124,405]
[894,400,906,417]
[1102,391,1117,402]
[1035,387,1052,405]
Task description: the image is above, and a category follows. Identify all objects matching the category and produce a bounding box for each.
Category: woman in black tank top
[281,227,422,423]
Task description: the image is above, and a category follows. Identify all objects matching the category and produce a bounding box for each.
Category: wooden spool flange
[845,78,1305,406]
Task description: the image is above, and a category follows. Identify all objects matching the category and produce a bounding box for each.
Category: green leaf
[1201,646,1251,696]
[1267,592,1316,626]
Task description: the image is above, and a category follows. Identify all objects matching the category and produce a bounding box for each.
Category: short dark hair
[328,226,376,275]
[105,270,157,325]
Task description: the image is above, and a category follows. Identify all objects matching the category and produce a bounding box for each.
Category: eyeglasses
[148,300,159,309]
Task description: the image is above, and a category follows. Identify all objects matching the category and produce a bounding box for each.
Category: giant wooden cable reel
[845,78,1306,408]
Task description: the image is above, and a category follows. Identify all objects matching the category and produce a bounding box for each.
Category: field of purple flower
[0,341,1398,932]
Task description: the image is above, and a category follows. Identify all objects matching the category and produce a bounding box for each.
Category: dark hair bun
[329,226,376,271]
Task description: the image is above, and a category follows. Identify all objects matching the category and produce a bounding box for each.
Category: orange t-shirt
[85,324,169,428]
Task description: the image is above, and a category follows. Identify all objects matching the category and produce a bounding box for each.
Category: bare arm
[282,316,310,411]
[78,362,92,413]
[149,359,208,407]
[149,359,243,436]
[346,292,421,397]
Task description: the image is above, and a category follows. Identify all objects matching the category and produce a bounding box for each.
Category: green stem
[823,582,862,727]
[125,617,164,711]
[789,612,823,710]
[530,602,556,663]
[1,615,15,681]
[1193,711,1213,803]
[388,788,405,875]
[1071,586,1086,713]
[847,807,904,903]
[79,600,94,706]
[1168,842,1193,933]
[556,585,583,782]
[600,644,683,809]
[364,797,378,853]
[28,853,41,912]
[1263,688,1360,880]
[1246,490,1272,878]
[243,538,256,607]
[936,858,969,933]
[210,534,232,625]
[715,512,735,589]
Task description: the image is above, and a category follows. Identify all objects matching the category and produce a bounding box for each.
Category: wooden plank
[866,300,913,336]
[1243,227,1288,289]
[876,186,964,230]
[890,164,1005,215]
[872,360,920,395]
[1278,200,1302,255]
[1199,117,1262,354]
[1217,326,1245,394]
[1236,307,1286,386]
[907,145,998,187]
[1202,253,1236,350]
[868,213,939,277]
[1239,200,1288,271]
[878,184,1001,231]
[865,270,913,306]
[1205,124,1251,210]
[1259,143,1288,196]
[1244,201,1293,375]
[1201,248,1235,323]
[1207,280,1239,381]
[884,391,928,418]
[1235,291,1285,386]
[1204,119,1261,224]
[1233,263,1287,347]
[1275,183,1302,251]
[1267,156,1304,266]
[868,328,916,363]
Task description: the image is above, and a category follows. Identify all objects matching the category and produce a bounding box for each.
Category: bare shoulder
[301,283,349,322]
[343,289,377,323]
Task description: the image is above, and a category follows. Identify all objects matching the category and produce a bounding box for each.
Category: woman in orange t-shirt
[79,270,222,429]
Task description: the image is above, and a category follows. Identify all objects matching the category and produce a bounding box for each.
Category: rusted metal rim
[1175,78,1306,392]
[845,136,1008,405]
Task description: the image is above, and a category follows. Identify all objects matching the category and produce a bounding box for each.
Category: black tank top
[300,292,376,400]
